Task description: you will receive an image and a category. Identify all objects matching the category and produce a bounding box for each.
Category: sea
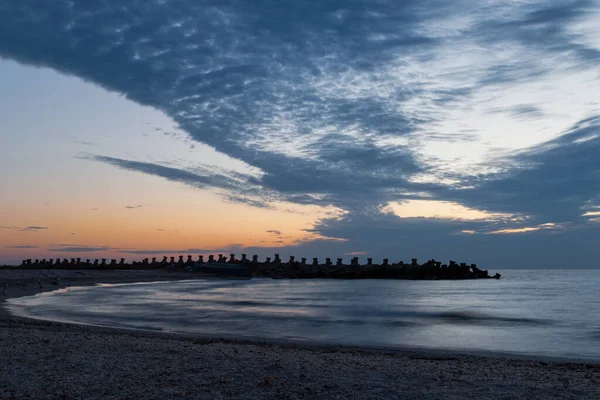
[6,269,600,361]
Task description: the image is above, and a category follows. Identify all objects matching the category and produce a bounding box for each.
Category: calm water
[7,270,600,361]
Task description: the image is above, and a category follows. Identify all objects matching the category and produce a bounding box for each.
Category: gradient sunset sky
[1,1,599,267]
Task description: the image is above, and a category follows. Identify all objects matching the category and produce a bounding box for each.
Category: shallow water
[7,270,600,361]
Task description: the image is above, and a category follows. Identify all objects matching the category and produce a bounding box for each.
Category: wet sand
[1,269,599,399]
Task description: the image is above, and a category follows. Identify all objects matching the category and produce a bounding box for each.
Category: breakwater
[10,254,500,280]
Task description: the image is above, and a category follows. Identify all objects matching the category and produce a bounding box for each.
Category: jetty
[5,254,501,280]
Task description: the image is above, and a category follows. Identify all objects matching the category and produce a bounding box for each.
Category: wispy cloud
[125,204,152,209]
[344,251,368,256]
[21,226,49,232]
[118,248,225,255]
[486,223,566,235]
[86,155,273,208]
[6,245,38,249]
[74,140,97,146]
[48,244,115,252]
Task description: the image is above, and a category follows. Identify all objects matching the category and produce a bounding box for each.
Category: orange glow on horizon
[0,178,346,263]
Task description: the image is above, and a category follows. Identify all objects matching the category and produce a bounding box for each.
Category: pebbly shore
[1,270,599,399]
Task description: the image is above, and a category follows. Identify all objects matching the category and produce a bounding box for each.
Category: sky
[0,0,599,268]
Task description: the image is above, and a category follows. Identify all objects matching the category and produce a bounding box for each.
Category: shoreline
[1,269,599,399]
[2,269,599,365]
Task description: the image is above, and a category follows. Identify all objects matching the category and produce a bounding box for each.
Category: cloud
[384,200,516,222]
[0,1,435,210]
[125,204,152,209]
[92,155,236,190]
[48,244,115,252]
[21,226,49,232]
[0,1,598,266]
[344,251,368,256]
[446,115,600,224]
[118,248,225,255]
[86,155,274,208]
[2,0,595,210]
[156,228,179,232]
[488,104,545,120]
[486,223,567,235]
[74,140,96,146]
[6,245,38,249]
[249,212,600,268]
[475,0,600,66]
[2,225,49,232]
[266,230,282,236]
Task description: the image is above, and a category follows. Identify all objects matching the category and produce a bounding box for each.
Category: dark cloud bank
[1,0,598,267]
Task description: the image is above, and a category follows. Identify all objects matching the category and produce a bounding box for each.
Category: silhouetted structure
[8,253,501,280]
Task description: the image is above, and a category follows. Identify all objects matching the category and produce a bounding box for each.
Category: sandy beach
[1,270,599,399]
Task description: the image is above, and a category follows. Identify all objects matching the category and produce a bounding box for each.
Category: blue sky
[0,0,599,267]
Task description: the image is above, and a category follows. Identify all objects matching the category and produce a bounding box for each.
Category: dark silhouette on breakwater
[4,254,501,280]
